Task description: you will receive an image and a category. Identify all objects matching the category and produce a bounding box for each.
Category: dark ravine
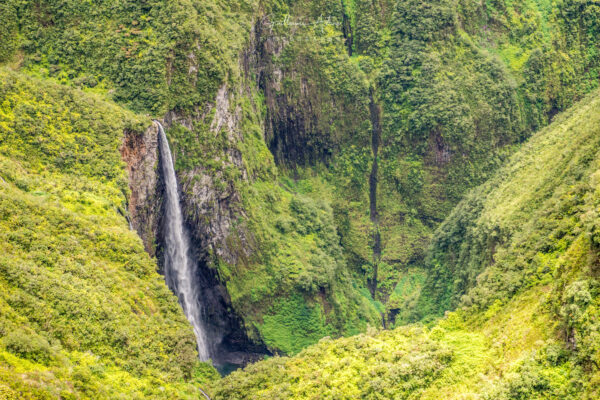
[368,89,382,298]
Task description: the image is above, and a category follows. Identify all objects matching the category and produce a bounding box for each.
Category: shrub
[3,329,54,364]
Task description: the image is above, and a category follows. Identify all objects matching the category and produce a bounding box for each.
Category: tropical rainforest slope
[0,0,599,398]
[210,85,600,400]
[0,70,214,399]
[2,0,600,354]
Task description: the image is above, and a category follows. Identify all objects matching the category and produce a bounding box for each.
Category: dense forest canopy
[1,0,600,398]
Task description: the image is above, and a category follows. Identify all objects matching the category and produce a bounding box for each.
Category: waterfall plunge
[156,121,211,361]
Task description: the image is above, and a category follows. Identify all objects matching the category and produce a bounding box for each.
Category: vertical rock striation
[368,90,382,298]
[120,124,162,256]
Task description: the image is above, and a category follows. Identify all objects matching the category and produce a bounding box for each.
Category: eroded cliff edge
[121,114,267,367]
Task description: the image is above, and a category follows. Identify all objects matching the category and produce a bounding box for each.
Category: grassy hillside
[417,84,600,320]
[209,88,600,399]
[0,69,215,399]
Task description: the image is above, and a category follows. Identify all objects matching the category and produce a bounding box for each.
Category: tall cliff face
[163,86,269,365]
[116,18,377,355]
[121,115,267,367]
[256,16,371,168]
[165,85,251,267]
[121,124,162,256]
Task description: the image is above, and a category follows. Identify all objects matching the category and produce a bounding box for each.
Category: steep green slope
[418,84,600,319]
[0,69,213,399]
[3,0,600,358]
[0,0,382,354]
[210,88,600,399]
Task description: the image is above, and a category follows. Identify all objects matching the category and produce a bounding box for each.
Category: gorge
[1,0,600,398]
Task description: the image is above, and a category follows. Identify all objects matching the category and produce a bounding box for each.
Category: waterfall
[156,121,211,361]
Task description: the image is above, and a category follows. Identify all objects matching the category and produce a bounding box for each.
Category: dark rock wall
[121,117,267,367]
[120,124,162,257]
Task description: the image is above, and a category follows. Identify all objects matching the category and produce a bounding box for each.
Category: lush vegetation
[210,87,600,400]
[5,0,600,350]
[2,0,600,397]
[249,0,600,326]
[1,0,382,359]
[2,0,264,114]
[234,179,382,353]
[417,86,600,320]
[0,69,213,398]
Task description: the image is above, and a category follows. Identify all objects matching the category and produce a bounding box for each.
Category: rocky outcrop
[120,15,378,365]
[121,111,266,367]
[164,84,252,268]
[120,124,162,256]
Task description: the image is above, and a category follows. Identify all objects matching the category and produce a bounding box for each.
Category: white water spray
[156,121,211,361]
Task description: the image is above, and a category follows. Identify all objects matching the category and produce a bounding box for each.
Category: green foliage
[353,0,388,56]
[330,0,600,312]
[6,0,260,114]
[3,0,600,394]
[10,0,599,361]
[209,84,600,400]
[0,2,19,63]
[482,352,585,400]
[408,88,600,394]
[2,329,54,365]
[210,326,455,399]
[227,179,381,353]
[418,89,600,318]
[263,16,372,166]
[191,362,221,387]
[0,69,204,398]
[260,294,331,355]
[210,270,597,399]
[387,268,427,326]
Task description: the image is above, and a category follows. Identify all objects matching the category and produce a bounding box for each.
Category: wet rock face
[181,168,250,265]
[257,23,330,168]
[120,124,162,256]
[253,18,369,169]
[120,87,268,367]
[162,90,268,366]
[119,104,248,268]
[164,86,252,268]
